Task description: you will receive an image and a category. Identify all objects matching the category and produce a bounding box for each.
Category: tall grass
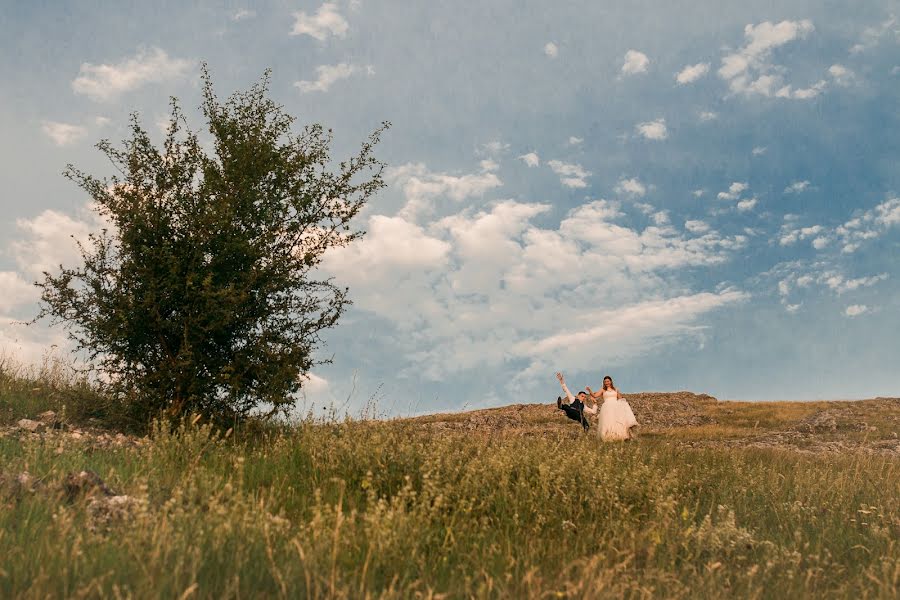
[2,415,898,598]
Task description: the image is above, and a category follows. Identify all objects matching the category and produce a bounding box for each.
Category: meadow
[1,361,899,599]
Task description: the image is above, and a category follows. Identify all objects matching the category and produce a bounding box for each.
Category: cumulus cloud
[752,146,767,156]
[231,9,256,21]
[568,136,584,146]
[836,197,900,252]
[41,121,87,146]
[0,272,37,313]
[387,162,502,221]
[698,111,718,122]
[635,118,667,140]
[544,42,558,57]
[71,47,192,102]
[614,177,647,198]
[828,64,854,86]
[717,182,749,200]
[10,206,106,278]
[849,16,897,53]
[294,63,370,93]
[718,20,828,100]
[675,62,710,84]
[517,289,747,378]
[784,180,811,194]
[547,160,591,188]
[517,152,540,167]
[844,304,869,317]
[324,191,749,383]
[736,198,758,212]
[779,223,824,246]
[685,220,710,234]
[478,141,510,156]
[621,50,650,75]
[290,3,349,39]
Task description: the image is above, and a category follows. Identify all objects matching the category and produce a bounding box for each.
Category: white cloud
[11,206,106,278]
[71,47,192,102]
[718,20,827,100]
[698,111,718,122]
[676,62,710,84]
[568,136,584,146]
[779,224,823,246]
[784,180,811,194]
[752,146,767,156]
[685,220,710,234]
[692,189,705,198]
[322,185,750,383]
[479,159,499,172]
[548,160,591,188]
[544,42,558,58]
[295,63,370,93]
[822,273,888,294]
[717,182,749,200]
[41,121,87,146]
[849,16,897,53]
[828,64,854,86]
[478,141,510,156]
[776,79,827,100]
[517,152,540,167]
[516,290,747,378]
[621,50,650,75]
[0,272,37,313]
[635,118,668,140]
[231,9,256,21]
[387,162,503,221]
[836,197,900,252]
[736,197,757,212]
[845,304,868,317]
[93,116,111,127]
[290,3,349,40]
[614,177,647,198]
[811,237,830,250]
[324,215,451,285]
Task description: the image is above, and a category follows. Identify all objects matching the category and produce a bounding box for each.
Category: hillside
[412,392,900,454]
[2,383,900,598]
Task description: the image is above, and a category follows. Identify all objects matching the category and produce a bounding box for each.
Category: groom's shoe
[556,396,563,409]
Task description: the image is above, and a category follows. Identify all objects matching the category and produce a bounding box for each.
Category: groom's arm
[559,382,577,404]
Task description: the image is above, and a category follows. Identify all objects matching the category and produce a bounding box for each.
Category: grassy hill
[1,365,899,598]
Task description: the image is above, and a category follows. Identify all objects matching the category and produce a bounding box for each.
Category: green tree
[36,68,387,424]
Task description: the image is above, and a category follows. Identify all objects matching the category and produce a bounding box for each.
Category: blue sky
[1,1,898,414]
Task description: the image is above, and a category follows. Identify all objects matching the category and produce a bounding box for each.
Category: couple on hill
[555,372,638,441]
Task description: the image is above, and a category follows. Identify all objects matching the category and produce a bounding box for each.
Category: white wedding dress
[586,389,638,440]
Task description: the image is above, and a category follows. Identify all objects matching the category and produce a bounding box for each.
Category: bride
[584,375,638,441]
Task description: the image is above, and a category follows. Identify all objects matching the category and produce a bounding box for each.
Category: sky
[1,1,899,416]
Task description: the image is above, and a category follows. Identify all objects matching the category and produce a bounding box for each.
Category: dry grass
[1,366,899,598]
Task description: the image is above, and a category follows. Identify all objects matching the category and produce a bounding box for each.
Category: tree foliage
[37,68,387,423]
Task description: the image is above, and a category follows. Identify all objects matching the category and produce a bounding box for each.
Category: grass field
[1,362,899,598]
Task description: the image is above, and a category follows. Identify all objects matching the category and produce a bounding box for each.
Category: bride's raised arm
[585,385,603,401]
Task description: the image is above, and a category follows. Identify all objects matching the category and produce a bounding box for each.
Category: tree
[36,68,387,424]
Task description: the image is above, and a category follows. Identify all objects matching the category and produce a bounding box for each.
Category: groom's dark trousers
[559,399,590,431]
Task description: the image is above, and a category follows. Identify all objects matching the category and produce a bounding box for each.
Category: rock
[796,411,838,433]
[88,494,142,531]
[0,471,42,497]
[63,470,115,501]
[38,410,57,423]
[17,419,45,433]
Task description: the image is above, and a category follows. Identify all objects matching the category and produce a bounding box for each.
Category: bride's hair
[602,375,616,391]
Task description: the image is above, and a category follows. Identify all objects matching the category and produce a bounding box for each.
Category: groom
[555,372,592,431]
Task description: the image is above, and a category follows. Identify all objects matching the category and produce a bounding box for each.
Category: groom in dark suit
[555,372,592,431]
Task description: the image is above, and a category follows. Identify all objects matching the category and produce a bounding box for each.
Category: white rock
[17,419,45,433]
